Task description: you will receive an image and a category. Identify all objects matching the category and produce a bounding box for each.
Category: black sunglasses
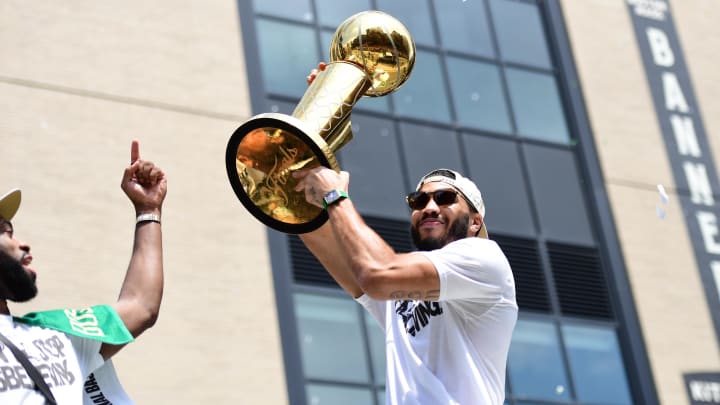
[406,190,459,210]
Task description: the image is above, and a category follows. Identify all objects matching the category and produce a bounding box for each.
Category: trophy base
[225,113,340,234]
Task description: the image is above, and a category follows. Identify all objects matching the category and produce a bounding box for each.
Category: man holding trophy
[295,159,517,405]
[226,11,517,405]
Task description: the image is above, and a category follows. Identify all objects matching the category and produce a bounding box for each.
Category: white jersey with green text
[357,237,518,405]
[0,305,135,405]
[0,315,104,404]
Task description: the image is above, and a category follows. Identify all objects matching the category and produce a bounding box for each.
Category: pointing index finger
[130,140,140,164]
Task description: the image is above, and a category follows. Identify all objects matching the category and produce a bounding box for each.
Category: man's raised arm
[100,140,167,360]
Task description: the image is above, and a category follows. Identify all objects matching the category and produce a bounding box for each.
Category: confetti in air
[656,184,669,219]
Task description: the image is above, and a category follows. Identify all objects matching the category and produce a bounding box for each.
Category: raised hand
[120,140,167,214]
[293,166,349,208]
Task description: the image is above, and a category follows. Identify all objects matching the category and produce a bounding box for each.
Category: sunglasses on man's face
[406,189,459,210]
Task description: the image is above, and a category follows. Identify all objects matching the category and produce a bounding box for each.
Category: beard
[0,250,38,302]
[411,213,470,251]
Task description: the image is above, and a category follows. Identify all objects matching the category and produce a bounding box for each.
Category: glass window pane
[447,57,511,133]
[321,30,390,114]
[508,319,571,401]
[563,325,633,405]
[522,145,594,245]
[254,0,314,23]
[365,312,386,385]
[295,294,370,383]
[392,50,451,122]
[490,0,551,68]
[338,114,408,219]
[376,0,436,46]
[436,0,494,57]
[321,29,333,62]
[506,68,569,143]
[307,384,374,405]
[400,122,461,187]
[357,92,392,114]
[462,134,536,237]
[257,20,319,98]
[315,0,371,27]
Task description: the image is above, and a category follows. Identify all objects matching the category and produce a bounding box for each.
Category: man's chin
[0,252,39,302]
[411,219,470,251]
[413,236,445,251]
[9,287,38,303]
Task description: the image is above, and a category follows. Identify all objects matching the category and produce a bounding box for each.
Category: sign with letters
[685,373,720,404]
[626,0,720,347]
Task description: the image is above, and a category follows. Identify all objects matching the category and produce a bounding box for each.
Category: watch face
[324,190,345,207]
[326,190,339,201]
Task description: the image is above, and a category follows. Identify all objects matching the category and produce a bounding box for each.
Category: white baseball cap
[0,189,21,221]
[416,169,487,238]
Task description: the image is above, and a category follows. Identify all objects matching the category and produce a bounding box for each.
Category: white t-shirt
[357,237,518,405]
[0,314,104,404]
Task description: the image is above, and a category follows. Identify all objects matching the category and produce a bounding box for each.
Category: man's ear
[469,212,483,234]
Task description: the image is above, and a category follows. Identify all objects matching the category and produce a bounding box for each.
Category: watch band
[322,189,349,209]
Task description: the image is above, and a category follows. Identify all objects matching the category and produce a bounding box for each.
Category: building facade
[1,0,718,404]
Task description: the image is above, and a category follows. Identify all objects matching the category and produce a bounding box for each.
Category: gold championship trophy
[225,11,415,233]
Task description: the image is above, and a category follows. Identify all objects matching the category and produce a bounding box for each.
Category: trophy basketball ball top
[225,10,415,234]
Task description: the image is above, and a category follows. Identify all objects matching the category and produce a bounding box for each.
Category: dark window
[462,134,536,237]
[549,242,612,319]
[523,145,594,245]
[562,324,633,404]
[435,0,495,57]
[256,20,318,98]
[493,235,549,312]
[508,318,572,401]
[391,50,452,123]
[307,385,375,405]
[506,69,570,143]
[339,114,408,219]
[447,57,511,133]
[399,122,462,185]
[295,294,371,382]
[254,0,314,23]
[490,0,552,68]
[376,0,436,46]
[315,0,371,27]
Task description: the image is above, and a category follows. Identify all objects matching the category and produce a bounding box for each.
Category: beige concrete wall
[0,1,288,404]
[560,1,720,404]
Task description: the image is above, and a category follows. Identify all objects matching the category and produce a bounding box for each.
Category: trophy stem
[325,115,353,153]
[292,61,370,155]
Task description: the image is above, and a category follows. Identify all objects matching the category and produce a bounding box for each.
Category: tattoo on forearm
[389,289,440,301]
